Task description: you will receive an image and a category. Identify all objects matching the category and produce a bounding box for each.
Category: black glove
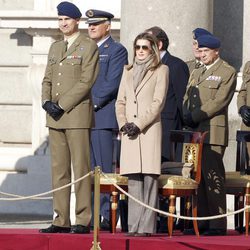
[42,101,64,121]
[183,113,198,128]
[127,122,140,137]
[121,123,133,135]
[42,101,52,112]
[240,106,250,126]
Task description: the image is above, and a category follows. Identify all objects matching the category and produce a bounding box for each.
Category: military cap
[85,9,114,24]
[197,34,221,49]
[57,1,82,19]
[193,28,212,40]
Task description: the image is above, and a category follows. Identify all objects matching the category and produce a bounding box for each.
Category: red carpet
[0,229,250,250]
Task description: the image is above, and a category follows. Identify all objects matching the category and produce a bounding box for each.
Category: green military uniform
[186,58,203,75]
[237,61,250,163]
[42,34,99,227]
[237,61,250,123]
[183,58,237,230]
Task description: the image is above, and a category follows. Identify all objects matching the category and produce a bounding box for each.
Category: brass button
[56,93,59,96]
[57,82,60,86]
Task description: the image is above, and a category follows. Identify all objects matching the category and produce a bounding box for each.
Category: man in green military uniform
[183,34,237,236]
[40,1,99,234]
[237,61,250,164]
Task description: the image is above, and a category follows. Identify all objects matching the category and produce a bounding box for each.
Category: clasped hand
[240,105,250,127]
[42,101,64,121]
[121,122,140,137]
[183,112,198,128]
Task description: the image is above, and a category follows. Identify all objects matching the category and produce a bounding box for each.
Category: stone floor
[0,214,51,229]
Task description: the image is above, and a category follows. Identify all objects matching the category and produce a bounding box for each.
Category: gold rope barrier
[91,166,101,250]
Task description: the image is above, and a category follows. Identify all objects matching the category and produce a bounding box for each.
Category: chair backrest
[169,130,207,183]
[236,130,250,175]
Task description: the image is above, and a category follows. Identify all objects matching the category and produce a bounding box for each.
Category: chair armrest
[161,161,184,175]
[182,163,194,178]
[161,162,194,178]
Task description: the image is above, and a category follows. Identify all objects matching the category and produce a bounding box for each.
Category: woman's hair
[128,32,161,71]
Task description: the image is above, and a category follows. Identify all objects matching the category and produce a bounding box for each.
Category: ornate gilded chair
[99,173,128,233]
[158,130,207,237]
[225,130,250,235]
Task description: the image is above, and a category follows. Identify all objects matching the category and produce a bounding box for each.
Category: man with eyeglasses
[85,9,128,231]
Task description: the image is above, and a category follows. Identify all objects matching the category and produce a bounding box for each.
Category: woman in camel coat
[115,32,169,236]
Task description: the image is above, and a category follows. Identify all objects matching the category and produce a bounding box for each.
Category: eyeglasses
[135,45,150,51]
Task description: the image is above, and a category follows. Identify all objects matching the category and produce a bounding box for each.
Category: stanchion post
[245,182,250,236]
[91,166,101,250]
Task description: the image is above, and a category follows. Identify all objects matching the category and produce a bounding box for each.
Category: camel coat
[237,61,250,128]
[115,64,169,175]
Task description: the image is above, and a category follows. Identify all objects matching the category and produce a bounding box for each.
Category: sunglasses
[135,45,150,51]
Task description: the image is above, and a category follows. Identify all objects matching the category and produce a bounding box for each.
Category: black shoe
[235,226,250,233]
[100,218,110,231]
[134,233,151,237]
[202,229,227,236]
[125,232,136,237]
[39,224,70,233]
[157,226,168,233]
[70,225,90,234]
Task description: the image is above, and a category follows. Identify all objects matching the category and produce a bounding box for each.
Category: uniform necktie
[201,65,207,74]
[198,65,207,81]
[195,61,202,69]
[63,40,68,54]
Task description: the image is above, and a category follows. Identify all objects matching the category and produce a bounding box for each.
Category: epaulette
[53,39,63,45]
[186,58,194,62]
[222,61,235,72]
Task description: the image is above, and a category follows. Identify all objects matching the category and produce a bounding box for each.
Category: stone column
[26,32,56,154]
[120,0,213,62]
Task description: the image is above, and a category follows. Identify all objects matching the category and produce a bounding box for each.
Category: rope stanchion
[101,172,250,221]
[1,169,250,224]
[0,191,52,200]
[91,166,102,250]
[0,171,93,201]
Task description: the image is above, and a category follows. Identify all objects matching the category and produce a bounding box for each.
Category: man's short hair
[145,26,169,50]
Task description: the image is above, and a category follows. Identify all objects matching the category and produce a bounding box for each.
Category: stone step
[0,144,33,171]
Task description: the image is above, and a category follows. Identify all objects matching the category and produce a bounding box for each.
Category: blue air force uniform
[86,9,128,222]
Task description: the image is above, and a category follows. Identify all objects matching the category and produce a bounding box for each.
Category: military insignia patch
[67,55,82,59]
[206,76,221,81]
[87,10,94,17]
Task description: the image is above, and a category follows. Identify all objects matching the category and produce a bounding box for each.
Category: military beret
[197,34,221,49]
[85,9,114,24]
[57,1,82,19]
[193,28,212,40]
